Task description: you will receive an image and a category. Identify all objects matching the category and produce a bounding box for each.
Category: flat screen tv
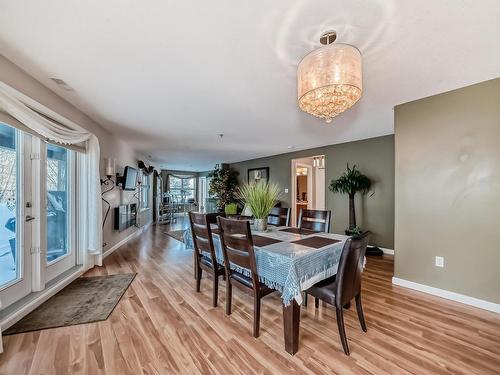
[122,166,137,190]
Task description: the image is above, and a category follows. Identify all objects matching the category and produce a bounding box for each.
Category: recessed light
[287,145,295,149]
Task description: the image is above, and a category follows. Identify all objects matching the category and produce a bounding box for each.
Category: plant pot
[254,218,268,232]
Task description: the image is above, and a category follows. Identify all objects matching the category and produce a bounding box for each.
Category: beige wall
[394,78,500,304]
[230,135,395,248]
[0,55,153,252]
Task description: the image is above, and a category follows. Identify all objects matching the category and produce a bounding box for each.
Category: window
[140,174,150,209]
[46,144,71,263]
[0,124,18,288]
[168,175,196,203]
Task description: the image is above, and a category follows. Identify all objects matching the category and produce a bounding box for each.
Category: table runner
[184,225,348,305]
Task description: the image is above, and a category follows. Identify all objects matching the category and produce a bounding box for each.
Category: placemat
[291,236,341,249]
[279,227,319,235]
[252,235,283,247]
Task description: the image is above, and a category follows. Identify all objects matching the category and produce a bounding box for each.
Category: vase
[254,217,268,232]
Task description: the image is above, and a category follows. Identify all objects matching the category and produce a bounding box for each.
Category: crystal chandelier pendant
[297,31,362,123]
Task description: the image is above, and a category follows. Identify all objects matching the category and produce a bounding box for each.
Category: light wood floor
[1,223,500,374]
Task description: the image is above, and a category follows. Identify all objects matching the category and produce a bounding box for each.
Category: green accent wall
[230,135,395,248]
[394,78,500,304]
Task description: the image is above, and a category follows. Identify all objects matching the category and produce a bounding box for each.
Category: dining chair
[304,231,371,355]
[267,207,291,227]
[298,208,332,233]
[189,212,225,307]
[216,216,275,337]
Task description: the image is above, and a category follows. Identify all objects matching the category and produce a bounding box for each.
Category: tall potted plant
[208,164,239,211]
[238,181,281,231]
[329,164,371,235]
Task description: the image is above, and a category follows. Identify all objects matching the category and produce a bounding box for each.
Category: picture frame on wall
[247,167,269,184]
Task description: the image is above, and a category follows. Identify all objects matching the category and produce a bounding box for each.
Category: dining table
[183,223,349,355]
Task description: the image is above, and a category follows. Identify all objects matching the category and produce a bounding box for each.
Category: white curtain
[0,84,103,259]
[0,83,103,353]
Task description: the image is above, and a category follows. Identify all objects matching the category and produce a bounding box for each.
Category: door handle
[25,215,36,222]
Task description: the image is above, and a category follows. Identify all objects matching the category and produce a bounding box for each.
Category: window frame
[167,175,196,203]
[44,142,76,268]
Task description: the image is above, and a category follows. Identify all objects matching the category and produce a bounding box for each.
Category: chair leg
[315,297,319,308]
[196,266,202,292]
[253,295,261,338]
[212,273,219,307]
[303,292,308,307]
[355,294,367,332]
[336,307,350,355]
[225,278,232,315]
[193,253,197,280]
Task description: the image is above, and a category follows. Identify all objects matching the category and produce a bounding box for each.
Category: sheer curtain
[0,83,104,351]
[0,84,102,262]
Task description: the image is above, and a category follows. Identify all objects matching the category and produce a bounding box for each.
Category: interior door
[0,123,32,308]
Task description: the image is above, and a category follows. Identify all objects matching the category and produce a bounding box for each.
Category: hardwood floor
[1,223,500,374]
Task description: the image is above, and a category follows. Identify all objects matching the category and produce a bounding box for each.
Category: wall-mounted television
[122,166,137,190]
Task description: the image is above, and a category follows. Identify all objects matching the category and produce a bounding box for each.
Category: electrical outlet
[284,188,289,193]
[435,256,444,268]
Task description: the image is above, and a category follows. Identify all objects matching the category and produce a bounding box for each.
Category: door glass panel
[46,144,70,263]
[0,123,18,288]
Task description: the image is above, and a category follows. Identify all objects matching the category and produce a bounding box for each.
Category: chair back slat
[267,207,291,227]
[298,209,331,232]
[189,212,218,266]
[217,217,259,287]
[335,231,370,308]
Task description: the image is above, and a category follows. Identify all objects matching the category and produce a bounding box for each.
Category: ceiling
[1,0,499,171]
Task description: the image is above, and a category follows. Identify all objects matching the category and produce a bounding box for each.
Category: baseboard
[392,277,500,313]
[378,247,394,255]
[103,221,152,259]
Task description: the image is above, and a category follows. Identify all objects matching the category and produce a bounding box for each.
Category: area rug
[165,229,186,243]
[4,273,136,335]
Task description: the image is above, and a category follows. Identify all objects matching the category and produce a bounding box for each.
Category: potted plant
[209,164,239,211]
[238,181,281,231]
[329,164,371,236]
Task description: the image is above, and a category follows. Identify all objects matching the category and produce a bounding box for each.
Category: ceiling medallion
[297,30,362,123]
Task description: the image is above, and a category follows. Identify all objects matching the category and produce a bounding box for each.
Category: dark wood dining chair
[304,231,371,355]
[298,209,332,233]
[189,212,225,307]
[216,216,275,337]
[267,207,291,227]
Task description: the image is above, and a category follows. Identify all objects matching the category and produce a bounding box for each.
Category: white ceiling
[1,0,499,171]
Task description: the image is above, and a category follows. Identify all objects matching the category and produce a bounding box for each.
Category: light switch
[284,188,289,193]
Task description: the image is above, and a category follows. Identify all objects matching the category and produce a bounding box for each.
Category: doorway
[290,155,326,226]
